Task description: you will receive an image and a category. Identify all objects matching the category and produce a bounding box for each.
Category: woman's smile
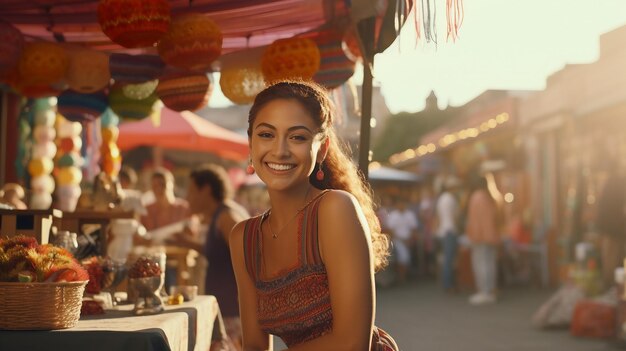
[265,162,296,172]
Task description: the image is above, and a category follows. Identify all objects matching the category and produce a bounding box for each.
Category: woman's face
[250,99,326,191]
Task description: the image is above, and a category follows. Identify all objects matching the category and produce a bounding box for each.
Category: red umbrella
[117,107,249,161]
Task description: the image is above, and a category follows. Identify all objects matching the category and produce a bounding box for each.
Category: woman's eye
[257,132,273,138]
[290,135,308,141]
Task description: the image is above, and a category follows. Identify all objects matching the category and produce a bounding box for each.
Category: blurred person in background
[140,168,189,231]
[118,166,138,190]
[387,197,419,284]
[417,186,437,277]
[465,176,501,305]
[0,183,27,209]
[436,177,461,292]
[168,164,249,350]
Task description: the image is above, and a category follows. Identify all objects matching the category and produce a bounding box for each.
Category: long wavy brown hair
[248,80,389,271]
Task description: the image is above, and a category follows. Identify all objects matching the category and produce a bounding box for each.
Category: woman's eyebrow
[255,123,313,134]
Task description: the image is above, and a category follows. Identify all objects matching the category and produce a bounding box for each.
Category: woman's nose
[271,137,290,157]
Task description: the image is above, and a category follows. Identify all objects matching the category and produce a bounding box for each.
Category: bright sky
[210,0,626,115]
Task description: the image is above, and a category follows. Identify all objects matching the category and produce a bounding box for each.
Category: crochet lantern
[109,53,165,83]
[219,47,265,105]
[109,84,158,120]
[66,49,110,93]
[261,37,320,83]
[97,0,171,48]
[156,72,212,112]
[57,90,108,122]
[122,79,159,100]
[308,28,356,89]
[157,13,222,72]
[18,42,68,87]
[0,20,24,76]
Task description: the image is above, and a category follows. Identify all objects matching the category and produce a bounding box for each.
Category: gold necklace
[266,186,315,239]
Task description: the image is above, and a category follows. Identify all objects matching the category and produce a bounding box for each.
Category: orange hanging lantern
[156,72,212,112]
[97,0,171,48]
[18,42,68,87]
[157,13,222,72]
[261,37,321,83]
[66,49,110,93]
[219,47,265,105]
[0,20,24,76]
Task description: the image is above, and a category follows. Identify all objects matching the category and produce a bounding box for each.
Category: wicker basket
[0,280,88,330]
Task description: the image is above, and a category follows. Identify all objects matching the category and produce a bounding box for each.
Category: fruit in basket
[0,235,88,283]
[128,257,161,278]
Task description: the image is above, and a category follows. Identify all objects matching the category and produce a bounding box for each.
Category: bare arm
[230,221,273,351]
[287,190,374,351]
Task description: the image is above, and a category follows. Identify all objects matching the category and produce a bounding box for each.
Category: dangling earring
[316,162,325,181]
[246,158,255,175]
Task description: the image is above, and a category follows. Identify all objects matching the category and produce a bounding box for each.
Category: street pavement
[376,280,624,351]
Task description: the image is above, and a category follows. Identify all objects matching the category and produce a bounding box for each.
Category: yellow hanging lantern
[28,158,54,177]
[261,37,320,84]
[66,49,110,93]
[157,13,222,72]
[18,42,68,86]
[56,167,83,186]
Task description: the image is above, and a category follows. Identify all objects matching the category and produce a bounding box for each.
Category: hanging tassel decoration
[446,0,464,42]
[420,0,437,44]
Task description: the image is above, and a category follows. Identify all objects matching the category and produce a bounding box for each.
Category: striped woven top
[243,190,333,347]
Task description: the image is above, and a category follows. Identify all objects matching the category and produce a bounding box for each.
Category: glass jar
[53,230,79,255]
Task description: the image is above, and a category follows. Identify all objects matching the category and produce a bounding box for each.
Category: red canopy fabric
[117,107,249,161]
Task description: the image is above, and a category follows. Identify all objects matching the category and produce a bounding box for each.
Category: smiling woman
[229,81,398,351]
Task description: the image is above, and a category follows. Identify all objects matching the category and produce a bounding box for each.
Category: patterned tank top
[243,190,332,347]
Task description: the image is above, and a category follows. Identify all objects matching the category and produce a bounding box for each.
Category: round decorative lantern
[219,47,265,105]
[98,0,171,48]
[33,125,57,143]
[56,166,83,186]
[31,175,56,194]
[66,49,110,93]
[122,79,159,100]
[261,37,320,83]
[109,84,158,120]
[156,72,212,112]
[57,152,83,168]
[18,42,68,86]
[308,29,356,89]
[58,137,83,154]
[28,158,54,177]
[57,90,108,122]
[157,13,222,71]
[0,20,24,75]
[32,141,57,160]
[109,53,165,83]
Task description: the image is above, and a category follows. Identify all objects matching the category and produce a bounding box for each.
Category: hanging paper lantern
[308,29,356,89]
[261,37,320,83]
[109,53,165,83]
[30,192,52,210]
[31,175,56,194]
[97,0,171,48]
[56,167,83,185]
[57,120,82,138]
[219,47,265,105]
[34,108,56,127]
[15,81,63,98]
[33,125,56,143]
[66,49,110,93]
[18,42,68,86]
[58,137,83,154]
[100,108,120,127]
[28,158,54,177]
[57,153,83,168]
[32,141,57,160]
[109,84,158,120]
[122,79,159,100]
[0,20,24,75]
[101,125,119,143]
[156,72,212,112]
[157,13,222,71]
[57,90,108,122]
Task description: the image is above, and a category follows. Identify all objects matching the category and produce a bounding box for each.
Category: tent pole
[358,55,374,181]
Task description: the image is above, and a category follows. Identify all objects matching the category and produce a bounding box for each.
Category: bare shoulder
[317,189,360,216]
